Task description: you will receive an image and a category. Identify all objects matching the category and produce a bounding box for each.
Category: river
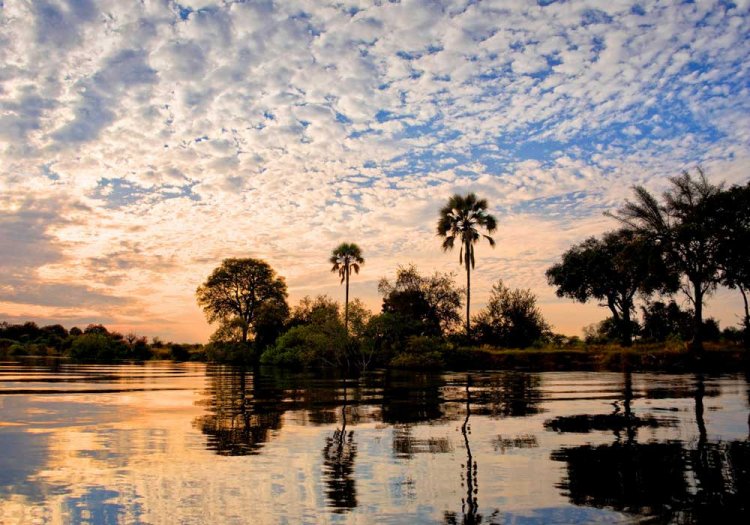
[0,361,748,524]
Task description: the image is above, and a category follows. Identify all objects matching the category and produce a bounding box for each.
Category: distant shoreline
[4,343,748,374]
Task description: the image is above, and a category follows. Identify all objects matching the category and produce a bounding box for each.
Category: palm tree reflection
[321,381,358,513]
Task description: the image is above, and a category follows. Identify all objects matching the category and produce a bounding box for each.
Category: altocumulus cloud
[0,0,748,341]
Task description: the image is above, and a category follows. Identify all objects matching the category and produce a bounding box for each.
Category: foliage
[196,258,289,353]
[640,301,694,342]
[389,336,446,369]
[69,333,128,362]
[436,192,497,335]
[473,280,550,348]
[378,264,463,337]
[546,229,671,346]
[204,341,255,364]
[611,169,724,351]
[261,295,348,368]
[711,182,750,346]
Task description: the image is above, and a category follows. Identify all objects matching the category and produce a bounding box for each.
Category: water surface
[1,361,748,524]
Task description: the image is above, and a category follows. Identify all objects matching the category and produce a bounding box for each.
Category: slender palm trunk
[465,241,471,337]
[344,266,350,332]
[739,285,749,349]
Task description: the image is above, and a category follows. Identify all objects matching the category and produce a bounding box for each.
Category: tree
[378,264,463,337]
[437,193,497,336]
[330,243,364,332]
[196,258,288,345]
[611,169,724,352]
[473,280,550,348]
[546,229,670,346]
[711,183,750,347]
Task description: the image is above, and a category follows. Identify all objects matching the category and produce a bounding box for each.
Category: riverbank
[439,342,749,373]
[4,341,748,373]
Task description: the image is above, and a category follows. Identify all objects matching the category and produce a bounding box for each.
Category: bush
[260,325,338,367]
[473,280,550,348]
[169,344,191,362]
[204,341,254,364]
[68,333,127,362]
[389,336,445,369]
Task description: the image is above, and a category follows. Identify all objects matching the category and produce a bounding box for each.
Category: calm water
[0,362,748,524]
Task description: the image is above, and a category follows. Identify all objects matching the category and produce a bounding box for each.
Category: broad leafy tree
[712,182,750,346]
[378,264,463,336]
[196,258,288,345]
[611,169,723,351]
[546,229,670,346]
[330,243,364,332]
[436,193,497,336]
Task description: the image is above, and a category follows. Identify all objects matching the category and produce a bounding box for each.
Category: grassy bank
[438,342,749,373]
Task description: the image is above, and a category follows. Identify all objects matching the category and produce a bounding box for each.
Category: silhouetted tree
[196,258,288,346]
[330,243,364,332]
[712,183,750,346]
[640,300,693,342]
[546,229,669,346]
[437,193,497,336]
[473,279,549,348]
[611,169,724,352]
[378,264,463,338]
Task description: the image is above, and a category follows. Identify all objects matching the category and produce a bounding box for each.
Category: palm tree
[437,193,497,336]
[330,243,364,331]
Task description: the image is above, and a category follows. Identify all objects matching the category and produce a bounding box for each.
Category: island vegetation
[2,171,748,370]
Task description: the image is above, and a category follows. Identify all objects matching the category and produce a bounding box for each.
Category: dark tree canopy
[473,280,549,348]
[611,169,724,351]
[196,258,288,345]
[711,183,750,345]
[546,229,670,346]
[378,264,463,336]
[437,192,497,335]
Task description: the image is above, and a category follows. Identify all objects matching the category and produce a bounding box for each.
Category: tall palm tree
[437,193,497,336]
[330,243,364,331]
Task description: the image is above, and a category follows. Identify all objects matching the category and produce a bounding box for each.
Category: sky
[0,0,749,343]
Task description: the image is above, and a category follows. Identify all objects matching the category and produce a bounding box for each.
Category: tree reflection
[444,375,483,525]
[551,373,750,523]
[321,382,358,512]
[193,366,284,455]
[381,370,445,424]
[470,372,543,419]
[544,370,674,438]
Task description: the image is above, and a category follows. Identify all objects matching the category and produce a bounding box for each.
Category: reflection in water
[321,383,358,513]
[193,367,284,455]
[544,371,676,438]
[1,364,748,524]
[552,373,750,523]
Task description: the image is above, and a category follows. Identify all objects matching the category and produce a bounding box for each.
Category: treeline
[547,170,749,351]
[196,260,554,369]
[0,321,203,362]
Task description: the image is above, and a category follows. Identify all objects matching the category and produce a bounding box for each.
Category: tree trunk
[621,304,633,347]
[465,242,471,337]
[739,285,749,349]
[344,266,350,332]
[690,280,705,354]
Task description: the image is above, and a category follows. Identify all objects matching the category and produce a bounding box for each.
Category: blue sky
[0,0,748,341]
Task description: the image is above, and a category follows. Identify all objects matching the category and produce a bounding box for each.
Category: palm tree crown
[437,193,497,336]
[330,242,364,332]
[330,243,364,282]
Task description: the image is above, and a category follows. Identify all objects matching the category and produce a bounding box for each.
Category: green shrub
[68,333,127,362]
[204,341,255,364]
[389,336,445,369]
[260,325,330,367]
